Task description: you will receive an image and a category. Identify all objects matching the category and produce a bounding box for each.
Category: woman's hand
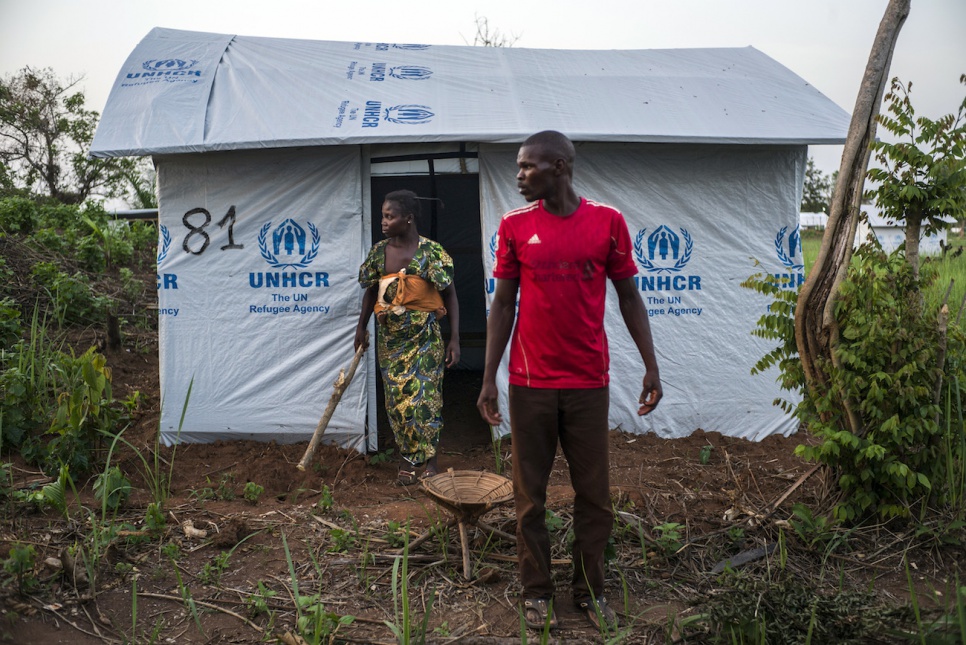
[354,326,370,353]
[445,338,460,368]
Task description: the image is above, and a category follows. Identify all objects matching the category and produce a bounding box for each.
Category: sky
[1,0,963,177]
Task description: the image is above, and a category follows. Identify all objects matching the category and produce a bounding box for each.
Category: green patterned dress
[359,237,454,467]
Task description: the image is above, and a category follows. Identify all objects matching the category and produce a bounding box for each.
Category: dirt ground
[2,329,964,644]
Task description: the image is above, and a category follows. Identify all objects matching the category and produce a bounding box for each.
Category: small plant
[199,551,231,586]
[490,428,506,475]
[93,465,131,511]
[189,486,216,502]
[789,503,837,549]
[242,481,264,505]
[160,542,181,560]
[545,509,565,533]
[215,472,236,500]
[316,485,334,513]
[653,522,685,556]
[368,447,395,466]
[247,580,277,619]
[699,444,713,465]
[434,621,451,637]
[144,502,166,534]
[328,527,358,553]
[297,594,354,644]
[2,544,37,594]
[171,558,204,636]
[385,528,435,645]
[727,525,746,546]
[282,531,354,644]
[386,520,407,549]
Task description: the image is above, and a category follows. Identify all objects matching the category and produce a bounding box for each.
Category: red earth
[2,332,962,644]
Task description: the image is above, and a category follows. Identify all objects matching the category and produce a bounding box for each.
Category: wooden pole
[297,334,368,472]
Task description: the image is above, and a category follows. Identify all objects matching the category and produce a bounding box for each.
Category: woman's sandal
[419,466,439,480]
[522,598,558,630]
[396,468,418,486]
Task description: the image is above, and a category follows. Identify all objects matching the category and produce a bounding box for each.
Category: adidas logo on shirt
[527,234,542,245]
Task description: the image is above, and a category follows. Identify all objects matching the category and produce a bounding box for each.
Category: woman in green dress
[355,190,460,485]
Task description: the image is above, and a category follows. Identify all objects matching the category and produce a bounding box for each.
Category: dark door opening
[369,173,491,454]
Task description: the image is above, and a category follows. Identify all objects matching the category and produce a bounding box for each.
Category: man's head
[516,130,575,203]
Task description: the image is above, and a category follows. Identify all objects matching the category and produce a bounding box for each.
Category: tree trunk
[794,0,911,436]
[905,214,921,280]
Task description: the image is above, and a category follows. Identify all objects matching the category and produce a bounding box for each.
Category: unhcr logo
[385,105,434,124]
[389,66,433,80]
[251,219,328,289]
[143,59,198,71]
[633,225,701,292]
[156,225,178,291]
[157,225,171,266]
[634,226,693,274]
[362,101,435,127]
[126,58,202,81]
[775,225,804,271]
[772,225,805,289]
[485,231,499,294]
[257,219,320,270]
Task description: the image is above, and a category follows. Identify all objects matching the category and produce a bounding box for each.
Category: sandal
[396,468,418,486]
[576,596,618,631]
[522,597,558,630]
[419,466,439,480]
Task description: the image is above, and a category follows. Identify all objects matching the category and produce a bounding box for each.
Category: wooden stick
[297,335,367,471]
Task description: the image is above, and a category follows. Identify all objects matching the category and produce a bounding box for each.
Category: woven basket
[421,470,513,515]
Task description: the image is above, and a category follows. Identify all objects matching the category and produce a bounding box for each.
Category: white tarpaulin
[91,28,849,157]
[155,146,373,448]
[480,143,806,440]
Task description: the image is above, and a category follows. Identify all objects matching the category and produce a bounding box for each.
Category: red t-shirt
[493,198,638,388]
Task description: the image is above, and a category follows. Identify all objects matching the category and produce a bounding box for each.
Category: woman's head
[381,190,421,237]
[384,190,420,220]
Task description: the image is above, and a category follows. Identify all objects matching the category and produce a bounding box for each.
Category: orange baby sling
[373,270,446,322]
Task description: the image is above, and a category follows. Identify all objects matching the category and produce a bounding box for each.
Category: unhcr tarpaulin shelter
[91,27,850,450]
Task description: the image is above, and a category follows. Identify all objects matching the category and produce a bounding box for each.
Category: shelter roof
[91,27,850,157]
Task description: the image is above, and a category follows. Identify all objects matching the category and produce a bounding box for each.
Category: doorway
[369,168,491,454]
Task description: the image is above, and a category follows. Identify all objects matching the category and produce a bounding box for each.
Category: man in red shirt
[477,130,662,631]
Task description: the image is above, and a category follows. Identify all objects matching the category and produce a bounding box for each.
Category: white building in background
[799,212,828,229]
[856,204,953,255]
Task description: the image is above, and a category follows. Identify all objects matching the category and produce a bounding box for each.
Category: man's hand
[477,381,503,425]
[637,371,662,415]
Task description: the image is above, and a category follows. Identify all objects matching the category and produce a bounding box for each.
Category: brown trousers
[508,385,612,602]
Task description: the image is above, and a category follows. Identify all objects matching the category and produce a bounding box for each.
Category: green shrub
[746,245,966,522]
[0,197,39,234]
[28,227,71,255]
[45,347,121,474]
[76,235,107,273]
[30,262,105,326]
[37,202,80,230]
[0,298,21,351]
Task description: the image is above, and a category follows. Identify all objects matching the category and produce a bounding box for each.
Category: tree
[0,66,135,204]
[468,15,519,48]
[801,157,833,213]
[866,75,966,278]
[795,0,909,436]
[121,157,158,209]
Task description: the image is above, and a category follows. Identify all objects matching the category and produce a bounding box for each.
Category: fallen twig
[138,592,264,632]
